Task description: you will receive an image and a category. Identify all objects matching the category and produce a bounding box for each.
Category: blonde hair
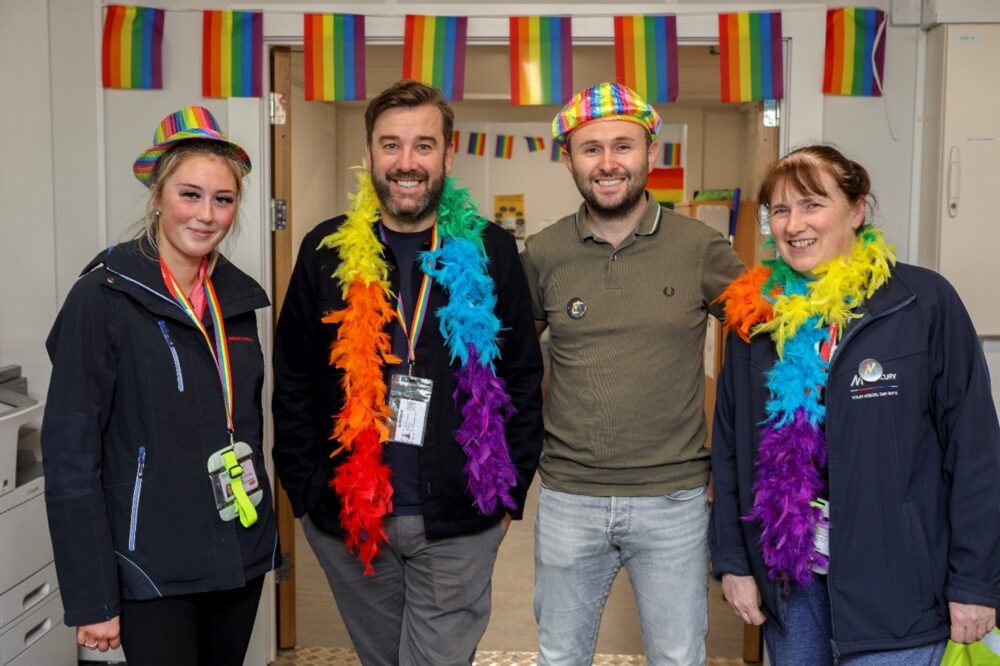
[138,139,249,272]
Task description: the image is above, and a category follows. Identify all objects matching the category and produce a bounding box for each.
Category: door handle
[947,146,960,218]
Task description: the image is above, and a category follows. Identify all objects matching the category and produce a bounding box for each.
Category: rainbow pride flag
[102,5,164,89]
[403,15,467,101]
[525,137,545,152]
[550,140,563,162]
[203,10,262,97]
[495,135,514,159]
[509,16,573,105]
[648,167,684,203]
[662,142,682,167]
[718,12,784,102]
[823,7,886,96]
[303,14,365,101]
[468,132,486,156]
[614,15,678,104]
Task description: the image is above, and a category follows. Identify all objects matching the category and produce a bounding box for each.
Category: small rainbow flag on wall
[468,132,486,156]
[403,15,468,101]
[718,12,784,102]
[614,15,678,104]
[525,137,545,152]
[203,10,263,97]
[550,141,563,162]
[495,135,514,159]
[303,14,365,101]
[102,5,164,89]
[823,7,886,96]
[648,167,684,203]
[662,142,682,167]
[509,16,573,105]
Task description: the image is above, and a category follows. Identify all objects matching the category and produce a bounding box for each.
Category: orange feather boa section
[321,278,399,574]
[717,265,775,342]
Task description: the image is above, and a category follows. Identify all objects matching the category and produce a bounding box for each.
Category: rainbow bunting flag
[550,140,563,162]
[509,16,573,105]
[614,15,678,103]
[662,142,682,167]
[647,167,684,203]
[403,15,468,101]
[468,132,486,156]
[303,14,365,101]
[823,7,886,96]
[718,12,784,103]
[203,10,263,97]
[495,135,514,159]
[452,130,461,153]
[525,137,545,152]
[102,5,164,89]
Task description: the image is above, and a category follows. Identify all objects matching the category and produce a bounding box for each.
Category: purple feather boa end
[749,408,828,587]
[454,344,518,514]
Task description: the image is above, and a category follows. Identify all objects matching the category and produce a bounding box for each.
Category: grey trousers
[303,514,503,666]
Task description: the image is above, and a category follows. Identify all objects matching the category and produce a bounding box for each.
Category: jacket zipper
[825,293,914,654]
[128,446,146,552]
[157,320,185,391]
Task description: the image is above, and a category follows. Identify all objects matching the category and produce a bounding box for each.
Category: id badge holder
[387,374,433,446]
[207,441,263,523]
[810,498,830,574]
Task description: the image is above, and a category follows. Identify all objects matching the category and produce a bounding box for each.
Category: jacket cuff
[63,600,121,628]
[946,574,1000,608]
[710,548,753,580]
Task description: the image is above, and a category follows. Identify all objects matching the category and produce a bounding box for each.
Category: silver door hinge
[270,92,287,125]
[271,199,288,231]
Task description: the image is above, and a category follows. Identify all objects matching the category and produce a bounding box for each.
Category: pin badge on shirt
[566,298,587,319]
[858,358,883,382]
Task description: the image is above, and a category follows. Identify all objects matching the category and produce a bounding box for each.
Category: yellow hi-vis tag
[221,448,258,528]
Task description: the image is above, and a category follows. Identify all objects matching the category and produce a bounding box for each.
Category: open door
[270,45,297,650]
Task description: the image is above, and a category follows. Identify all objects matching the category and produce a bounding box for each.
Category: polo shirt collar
[574,193,663,242]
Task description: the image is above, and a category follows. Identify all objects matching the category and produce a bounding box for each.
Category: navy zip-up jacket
[42,240,278,626]
[710,262,1000,656]
[272,216,544,540]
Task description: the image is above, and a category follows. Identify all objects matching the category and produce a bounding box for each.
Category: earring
[154,210,161,217]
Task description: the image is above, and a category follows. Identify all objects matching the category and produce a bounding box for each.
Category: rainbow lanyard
[160,259,234,434]
[379,223,440,371]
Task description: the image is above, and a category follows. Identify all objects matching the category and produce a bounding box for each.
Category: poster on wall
[493,194,526,239]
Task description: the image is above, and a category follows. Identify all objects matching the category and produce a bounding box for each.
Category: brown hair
[365,80,454,147]
[138,139,248,270]
[758,144,875,215]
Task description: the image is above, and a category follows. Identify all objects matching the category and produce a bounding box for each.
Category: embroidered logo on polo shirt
[566,298,587,319]
[849,357,899,400]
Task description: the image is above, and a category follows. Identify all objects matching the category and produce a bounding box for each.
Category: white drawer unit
[0,594,74,666]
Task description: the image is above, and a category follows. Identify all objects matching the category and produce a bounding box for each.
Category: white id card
[387,374,433,446]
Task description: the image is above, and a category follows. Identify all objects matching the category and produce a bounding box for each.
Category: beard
[573,168,647,220]
[371,167,446,226]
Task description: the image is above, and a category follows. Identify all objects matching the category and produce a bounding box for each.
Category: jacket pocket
[128,446,146,552]
[157,320,184,392]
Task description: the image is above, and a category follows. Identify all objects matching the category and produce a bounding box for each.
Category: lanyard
[160,258,235,434]
[819,321,839,364]
[380,223,439,371]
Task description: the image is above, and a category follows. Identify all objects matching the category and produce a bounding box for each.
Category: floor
[285,481,752,664]
[272,646,748,665]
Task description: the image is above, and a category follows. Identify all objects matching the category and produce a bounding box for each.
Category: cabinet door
[939,24,1000,335]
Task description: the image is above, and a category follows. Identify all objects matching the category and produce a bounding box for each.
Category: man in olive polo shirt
[521,82,744,666]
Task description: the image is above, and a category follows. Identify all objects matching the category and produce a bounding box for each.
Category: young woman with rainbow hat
[41,106,277,665]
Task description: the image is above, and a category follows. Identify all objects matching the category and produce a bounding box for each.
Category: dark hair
[758,145,875,213]
[364,80,454,147]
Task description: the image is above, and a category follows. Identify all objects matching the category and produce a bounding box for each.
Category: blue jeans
[763,576,947,665]
[533,483,709,666]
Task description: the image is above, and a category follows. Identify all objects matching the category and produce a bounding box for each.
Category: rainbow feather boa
[719,226,895,586]
[318,171,517,574]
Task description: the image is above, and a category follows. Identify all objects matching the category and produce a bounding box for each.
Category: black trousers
[119,574,265,666]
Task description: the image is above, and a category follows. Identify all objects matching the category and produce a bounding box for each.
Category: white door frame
[227,4,826,663]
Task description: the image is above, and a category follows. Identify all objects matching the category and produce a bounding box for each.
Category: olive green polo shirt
[521,195,744,495]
